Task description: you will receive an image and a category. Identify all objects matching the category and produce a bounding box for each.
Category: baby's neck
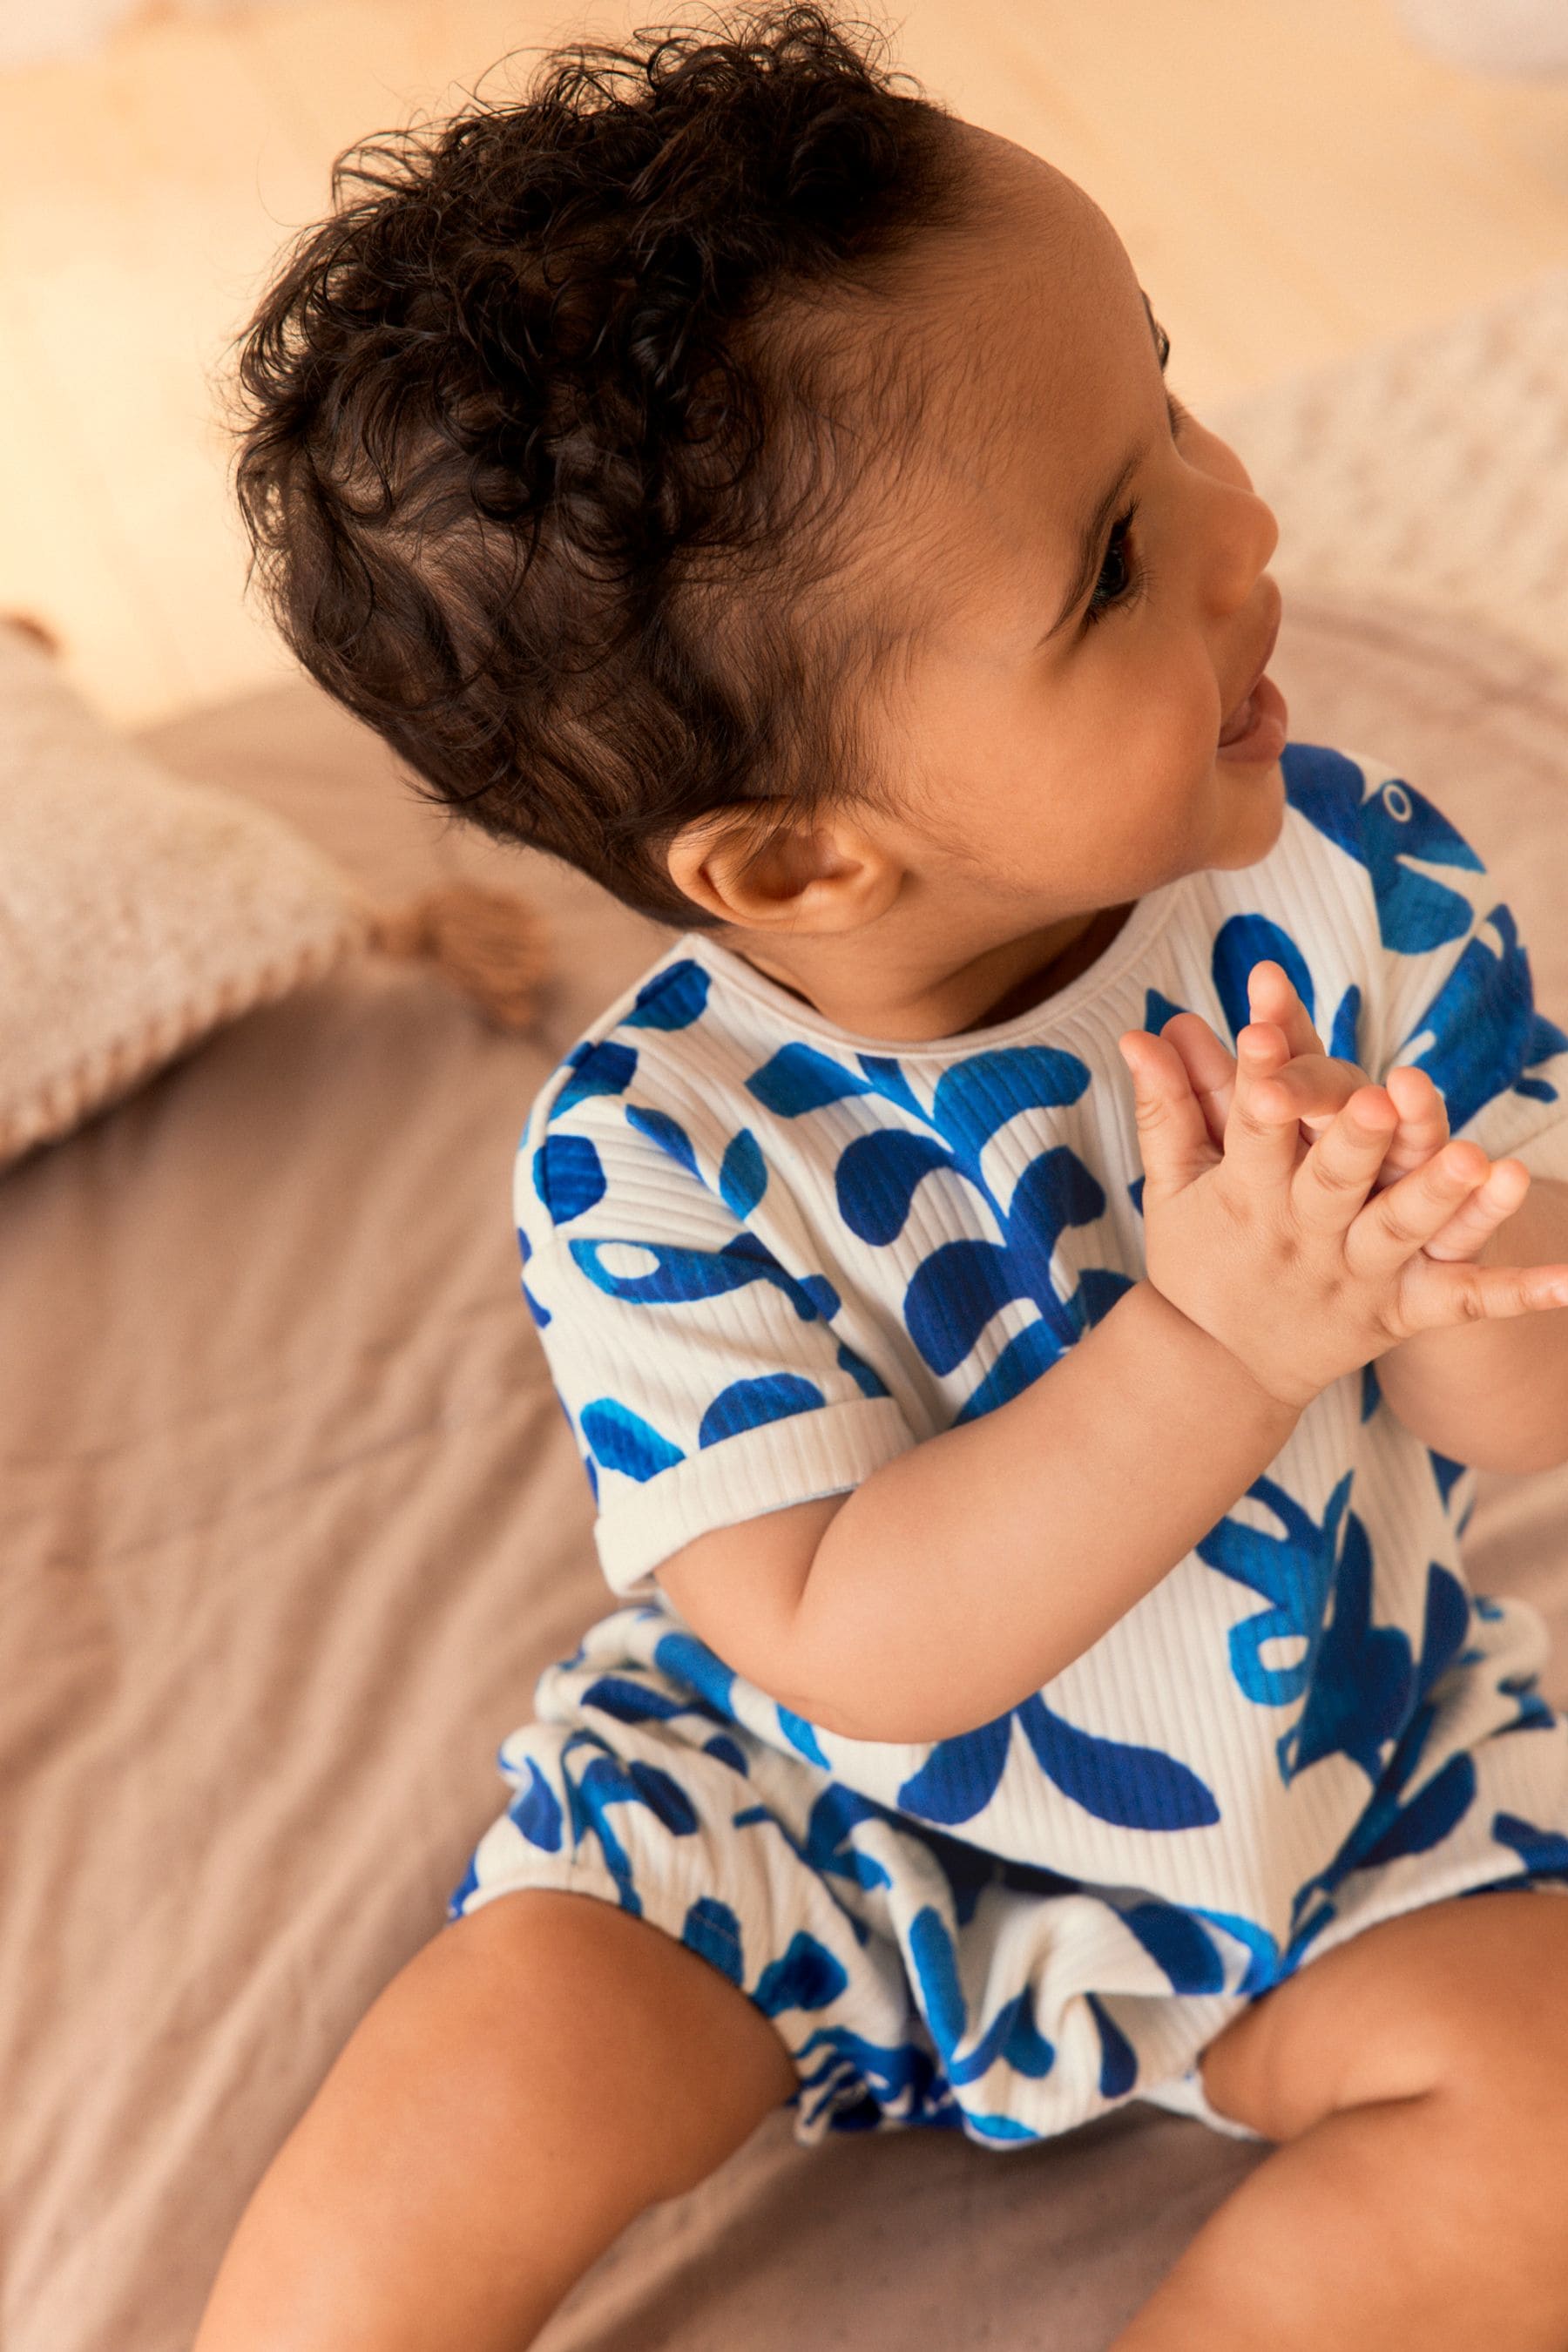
[722,900,1137,1043]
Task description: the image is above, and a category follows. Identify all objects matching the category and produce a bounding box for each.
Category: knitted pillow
[0,621,544,1173]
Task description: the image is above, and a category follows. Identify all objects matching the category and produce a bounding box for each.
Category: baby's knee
[436,1887,799,2197]
[1200,1889,1568,2145]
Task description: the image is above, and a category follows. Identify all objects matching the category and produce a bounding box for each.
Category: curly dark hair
[227,3,970,924]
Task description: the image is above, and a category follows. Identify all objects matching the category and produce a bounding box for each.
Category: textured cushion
[0,623,373,1168]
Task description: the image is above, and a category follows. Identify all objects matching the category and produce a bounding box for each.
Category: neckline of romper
[674,871,1189,1062]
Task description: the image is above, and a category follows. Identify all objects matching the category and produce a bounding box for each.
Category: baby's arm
[659,1274,1298,1742]
[659,1000,1568,1745]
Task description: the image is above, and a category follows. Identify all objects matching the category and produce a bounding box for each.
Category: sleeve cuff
[592,1394,916,1599]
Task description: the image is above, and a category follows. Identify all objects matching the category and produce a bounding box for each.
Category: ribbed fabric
[509,740,1568,1967]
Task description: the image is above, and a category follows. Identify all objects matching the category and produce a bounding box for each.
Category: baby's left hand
[1159,959,1531,1264]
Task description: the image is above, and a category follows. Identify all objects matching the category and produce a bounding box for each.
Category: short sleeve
[517,1047,916,1600]
[1332,760,1568,1166]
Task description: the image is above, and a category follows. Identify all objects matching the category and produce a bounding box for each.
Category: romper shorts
[449,1601,1568,2149]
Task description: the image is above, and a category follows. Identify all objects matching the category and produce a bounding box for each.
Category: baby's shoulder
[518,943,786,1254]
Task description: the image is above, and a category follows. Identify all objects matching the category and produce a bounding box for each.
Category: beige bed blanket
[6,309,1568,2349]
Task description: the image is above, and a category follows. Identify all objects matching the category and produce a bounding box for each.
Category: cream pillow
[0,621,544,1171]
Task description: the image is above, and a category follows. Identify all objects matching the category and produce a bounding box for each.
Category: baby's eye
[1084,507,1141,626]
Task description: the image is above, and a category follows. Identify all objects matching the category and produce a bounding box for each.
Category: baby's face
[858,123,1287,929]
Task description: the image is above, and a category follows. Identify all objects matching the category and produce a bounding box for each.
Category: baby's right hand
[1117,1016,1568,1413]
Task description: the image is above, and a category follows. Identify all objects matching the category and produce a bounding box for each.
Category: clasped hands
[1117,958,1568,1414]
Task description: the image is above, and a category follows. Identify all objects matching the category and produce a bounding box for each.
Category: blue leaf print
[903,1146,1107,1377]
[800,1785,896,1896]
[835,1341,889,1400]
[798,1272,841,1321]
[718,1127,767,1218]
[653,1627,737,1716]
[1115,1897,1227,1995]
[960,1989,1057,2083]
[625,1104,700,1178]
[747,1043,873,1117]
[793,2020,956,2132]
[1416,1565,1470,1704]
[623,1759,700,1833]
[1396,903,1565,1133]
[1429,1448,1467,1508]
[561,1739,699,1917]
[507,1757,563,1851]
[1143,985,1189,1036]
[837,1129,962,1245]
[929,1046,1091,1159]
[908,1904,968,2055]
[579,1398,684,1483]
[1016,1695,1221,1831]
[897,1698,1220,1834]
[1352,1751,1477,1870]
[532,1133,605,1222]
[578,1675,687,1725]
[906,1237,1032,1375]
[1328,983,1362,1064]
[952,1321,1062,1424]
[571,1232,823,1317]
[1186,1906,1282,1997]
[854,1053,924,1115]
[1086,1992,1139,2097]
[1198,1471,1351,1712]
[754,1042,1111,1404]
[774,1705,832,1767]
[1212,912,1315,1042]
[1279,1509,1416,1784]
[754,1930,849,2017]
[698,1373,824,1448]
[1359,775,1484,954]
[556,1037,638,1114]
[1491,1811,1568,1876]
[625,957,710,1030]
[682,1896,744,1982]
[896,1714,1013,1824]
[1284,744,1484,953]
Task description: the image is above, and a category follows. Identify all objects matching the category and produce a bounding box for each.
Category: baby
[197,8,1568,2347]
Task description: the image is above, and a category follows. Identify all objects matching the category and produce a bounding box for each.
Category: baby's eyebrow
[1037,290,1169,647]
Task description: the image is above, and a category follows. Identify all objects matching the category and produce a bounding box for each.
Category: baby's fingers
[1375,1063,1452,1186]
[1247,962,1324,1061]
[1346,1139,1495,1280]
[1291,1085,1400,1233]
[1419,1158,1531,1264]
[1118,1030,1219,1192]
[1399,1252,1568,1335]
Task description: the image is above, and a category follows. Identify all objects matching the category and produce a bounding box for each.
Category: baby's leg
[192,1887,797,2352]
[1112,1889,1568,2350]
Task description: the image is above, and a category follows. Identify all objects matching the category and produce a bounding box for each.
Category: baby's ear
[663,801,902,933]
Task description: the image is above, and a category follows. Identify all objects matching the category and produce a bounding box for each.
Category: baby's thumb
[1119,1031,1215,1189]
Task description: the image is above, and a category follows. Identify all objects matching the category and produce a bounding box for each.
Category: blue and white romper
[450,742,1568,2147]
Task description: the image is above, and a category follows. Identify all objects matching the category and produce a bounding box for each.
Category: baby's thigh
[1199,1888,1568,2147]
[193,1891,797,2352]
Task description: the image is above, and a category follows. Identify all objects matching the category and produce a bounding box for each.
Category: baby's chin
[1207,753,1288,872]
